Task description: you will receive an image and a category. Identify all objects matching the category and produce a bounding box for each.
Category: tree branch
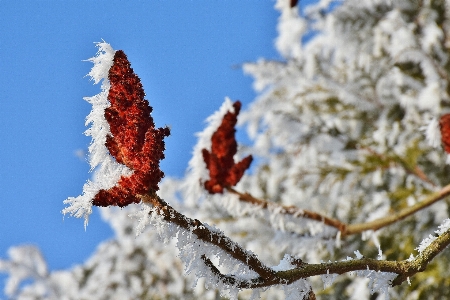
[226,186,347,232]
[226,184,450,237]
[140,191,450,291]
[391,225,450,285]
[345,183,450,235]
[274,225,450,287]
[140,193,279,282]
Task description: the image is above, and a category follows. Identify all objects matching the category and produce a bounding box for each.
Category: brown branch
[226,186,347,232]
[392,223,450,285]
[226,184,450,237]
[200,255,285,289]
[276,226,450,286]
[277,257,403,281]
[140,193,279,282]
[345,183,450,235]
[140,191,450,292]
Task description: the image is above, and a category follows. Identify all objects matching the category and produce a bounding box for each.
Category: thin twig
[226,186,347,232]
[226,183,450,237]
[345,184,450,235]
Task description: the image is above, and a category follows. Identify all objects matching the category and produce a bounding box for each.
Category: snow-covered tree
[3,0,450,299]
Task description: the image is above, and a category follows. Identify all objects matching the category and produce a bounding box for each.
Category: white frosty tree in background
[4,0,450,299]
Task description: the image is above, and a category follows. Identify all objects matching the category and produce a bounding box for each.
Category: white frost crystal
[62,42,132,228]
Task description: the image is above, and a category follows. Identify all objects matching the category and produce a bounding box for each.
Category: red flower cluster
[440,113,450,154]
[93,50,170,207]
[202,101,253,194]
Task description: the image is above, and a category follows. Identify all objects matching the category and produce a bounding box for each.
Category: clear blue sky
[0,0,314,295]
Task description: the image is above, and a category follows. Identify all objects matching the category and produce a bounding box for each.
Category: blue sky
[0,0,315,295]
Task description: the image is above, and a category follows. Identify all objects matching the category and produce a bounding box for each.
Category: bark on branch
[227,183,450,237]
[140,191,450,291]
[141,193,279,282]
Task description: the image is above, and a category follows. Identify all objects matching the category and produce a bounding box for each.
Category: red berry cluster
[93,50,170,207]
[202,101,253,194]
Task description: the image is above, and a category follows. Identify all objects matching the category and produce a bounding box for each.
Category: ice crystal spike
[202,100,253,194]
[93,50,170,207]
[440,113,450,154]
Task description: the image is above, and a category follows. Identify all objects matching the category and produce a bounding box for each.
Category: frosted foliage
[84,41,115,85]
[6,0,450,299]
[418,82,440,112]
[422,117,441,148]
[321,269,338,289]
[239,0,450,296]
[434,218,450,235]
[272,254,300,271]
[242,0,449,225]
[275,0,307,59]
[416,218,450,253]
[282,279,311,300]
[1,205,226,300]
[62,42,132,228]
[366,271,397,300]
[0,246,48,297]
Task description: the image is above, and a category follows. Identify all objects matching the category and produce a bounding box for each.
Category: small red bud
[93,50,170,207]
[202,101,252,194]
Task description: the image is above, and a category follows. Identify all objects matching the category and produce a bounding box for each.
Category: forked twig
[140,192,450,289]
[141,193,279,284]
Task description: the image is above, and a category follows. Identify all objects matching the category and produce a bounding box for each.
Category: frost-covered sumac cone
[202,101,253,194]
[94,50,170,207]
[63,43,169,225]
